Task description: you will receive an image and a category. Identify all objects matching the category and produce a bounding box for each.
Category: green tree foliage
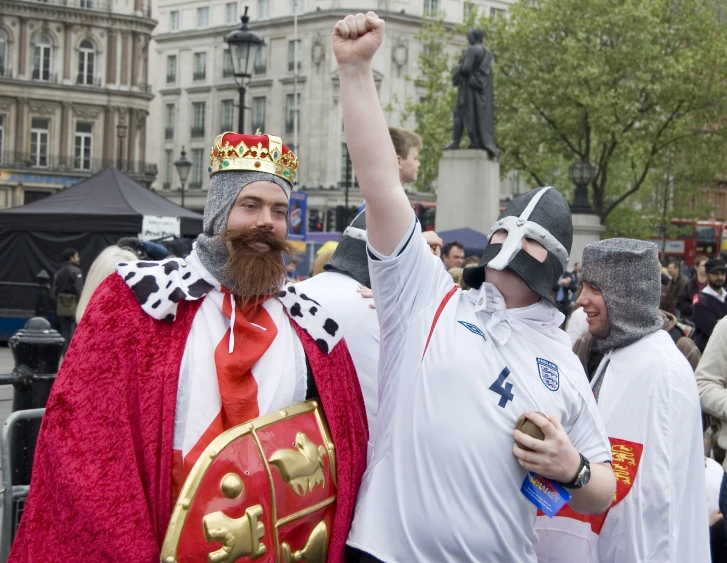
[399,14,459,191]
[484,0,727,226]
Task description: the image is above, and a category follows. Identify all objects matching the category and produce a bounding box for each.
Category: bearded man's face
[221,181,297,303]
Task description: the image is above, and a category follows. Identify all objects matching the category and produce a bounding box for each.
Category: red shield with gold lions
[161,400,337,563]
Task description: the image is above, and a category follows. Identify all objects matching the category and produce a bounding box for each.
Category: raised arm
[333,13,413,256]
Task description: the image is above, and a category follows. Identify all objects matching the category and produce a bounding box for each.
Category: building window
[170,10,180,31]
[285,93,300,134]
[292,0,305,15]
[220,100,234,131]
[30,118,49,167]
[80,0,93,8]
[164,149,173,189]
[463,1,476,20]
[165,104,175,140]
[197,7,210,28]
[74,122,93,171]
[191,102,205,138]
[33,33,52,81]
[166,54,177,84]
[226,2,238,23]
[190,149,204,189]
[223,50,234,78]
[288,40,301,73]
[193,52,206,81]
[257,0,270,19]
[77,39,95,85]
[254,43,267,74]
[490,7,505,18]
[0,30,7,77]
[423,0,439,15]
[251,97,266,133]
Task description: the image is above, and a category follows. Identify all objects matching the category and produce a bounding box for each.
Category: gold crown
[209,132,298,185]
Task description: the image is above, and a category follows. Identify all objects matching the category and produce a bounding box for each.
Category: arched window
[33,33,52,81]
[78,39,95,85]
[0,30,7,77]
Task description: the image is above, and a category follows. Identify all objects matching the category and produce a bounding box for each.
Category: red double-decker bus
[655,219,727,265]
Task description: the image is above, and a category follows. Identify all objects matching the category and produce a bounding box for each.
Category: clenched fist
[332,12,385,67]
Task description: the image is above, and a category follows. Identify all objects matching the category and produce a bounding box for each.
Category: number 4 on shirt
[489,367,514,408]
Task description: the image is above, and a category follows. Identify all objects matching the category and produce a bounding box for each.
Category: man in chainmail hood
[296,211,380,439]
[535,238,709,563]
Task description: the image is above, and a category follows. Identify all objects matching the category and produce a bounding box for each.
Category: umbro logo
[458,321,486,341]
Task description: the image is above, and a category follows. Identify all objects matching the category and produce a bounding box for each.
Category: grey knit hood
[581,238,663,351]
[196,170,292,286]
[324,210,370,287]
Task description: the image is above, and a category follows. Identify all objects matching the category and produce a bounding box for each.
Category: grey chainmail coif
[196,170,291,286]
[581,238,663,351]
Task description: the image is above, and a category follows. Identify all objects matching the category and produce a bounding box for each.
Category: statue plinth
[569,211,605,270]
[435,150,500,234]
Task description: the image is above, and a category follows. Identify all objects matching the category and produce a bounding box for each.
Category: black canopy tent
[0,167,203,320]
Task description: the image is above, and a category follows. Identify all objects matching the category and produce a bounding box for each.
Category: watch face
[578,465,591,488]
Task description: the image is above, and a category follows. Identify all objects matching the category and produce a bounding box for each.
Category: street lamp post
[225,6,264,133]
[174,147,192,209]
[568,159,595,213]
[116,117,128,171]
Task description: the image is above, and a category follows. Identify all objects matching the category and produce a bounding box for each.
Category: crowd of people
[7,12,727,563]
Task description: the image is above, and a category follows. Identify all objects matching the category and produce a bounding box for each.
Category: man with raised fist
[333,12,615,563]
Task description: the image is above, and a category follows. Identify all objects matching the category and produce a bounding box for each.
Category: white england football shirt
[347,216,611,563]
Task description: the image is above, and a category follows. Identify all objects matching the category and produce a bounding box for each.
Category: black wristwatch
[556,453,591,489]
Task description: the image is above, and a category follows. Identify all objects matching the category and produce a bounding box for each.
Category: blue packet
[521,472,571,517]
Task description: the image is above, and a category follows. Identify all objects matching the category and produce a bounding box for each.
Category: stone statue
[444,27,497,159]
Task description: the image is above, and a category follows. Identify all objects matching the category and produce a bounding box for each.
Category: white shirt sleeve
[367,213,457,332]
[563,367,612,465]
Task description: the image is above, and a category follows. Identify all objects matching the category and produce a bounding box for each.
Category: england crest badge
[536,358,560,391]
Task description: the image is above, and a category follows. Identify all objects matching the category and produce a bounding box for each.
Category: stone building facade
[149,0,514,220]
[0,0,157,209]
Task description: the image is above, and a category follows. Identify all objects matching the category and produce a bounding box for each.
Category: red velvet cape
[9,274,368,563]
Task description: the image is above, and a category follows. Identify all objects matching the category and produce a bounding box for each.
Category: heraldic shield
[161,400,337,563]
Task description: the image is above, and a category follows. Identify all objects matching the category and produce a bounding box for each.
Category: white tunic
[535,330,710,563]
[347,218,610,563]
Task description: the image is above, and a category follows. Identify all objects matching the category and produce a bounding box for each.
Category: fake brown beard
[220,227,299,304]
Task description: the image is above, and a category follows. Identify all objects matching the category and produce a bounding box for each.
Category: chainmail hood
[581,238,663,351]
[196,170,291,287]
[324,210,370,287]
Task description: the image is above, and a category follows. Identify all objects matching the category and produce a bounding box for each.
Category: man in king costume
[9,133,368,563]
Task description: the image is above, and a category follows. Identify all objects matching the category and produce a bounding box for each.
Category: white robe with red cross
[534,330,710,563]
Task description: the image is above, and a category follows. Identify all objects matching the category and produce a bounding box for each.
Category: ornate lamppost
[116,117,128,171]
[568,159,595,213]
[225,7,264,133]
[174,147,192,209]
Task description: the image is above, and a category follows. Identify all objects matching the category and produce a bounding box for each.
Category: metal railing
[15,0,152,17]
[166,74,176,84]
[76,75,102,87]
[30,70,57,82]
[190,126,205,138]
[164,127,174,140]
[192,71,206,81]
[188,181,202,190]
[162,182,171,190]
[288,61,301,72]
[222,67,234,78]
[0,152,157,177]
[253,63,267,75]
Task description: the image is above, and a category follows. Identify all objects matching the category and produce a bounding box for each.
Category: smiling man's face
[576,281,610,339]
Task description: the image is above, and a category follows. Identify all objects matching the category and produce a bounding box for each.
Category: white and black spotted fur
[116,257,343,354]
